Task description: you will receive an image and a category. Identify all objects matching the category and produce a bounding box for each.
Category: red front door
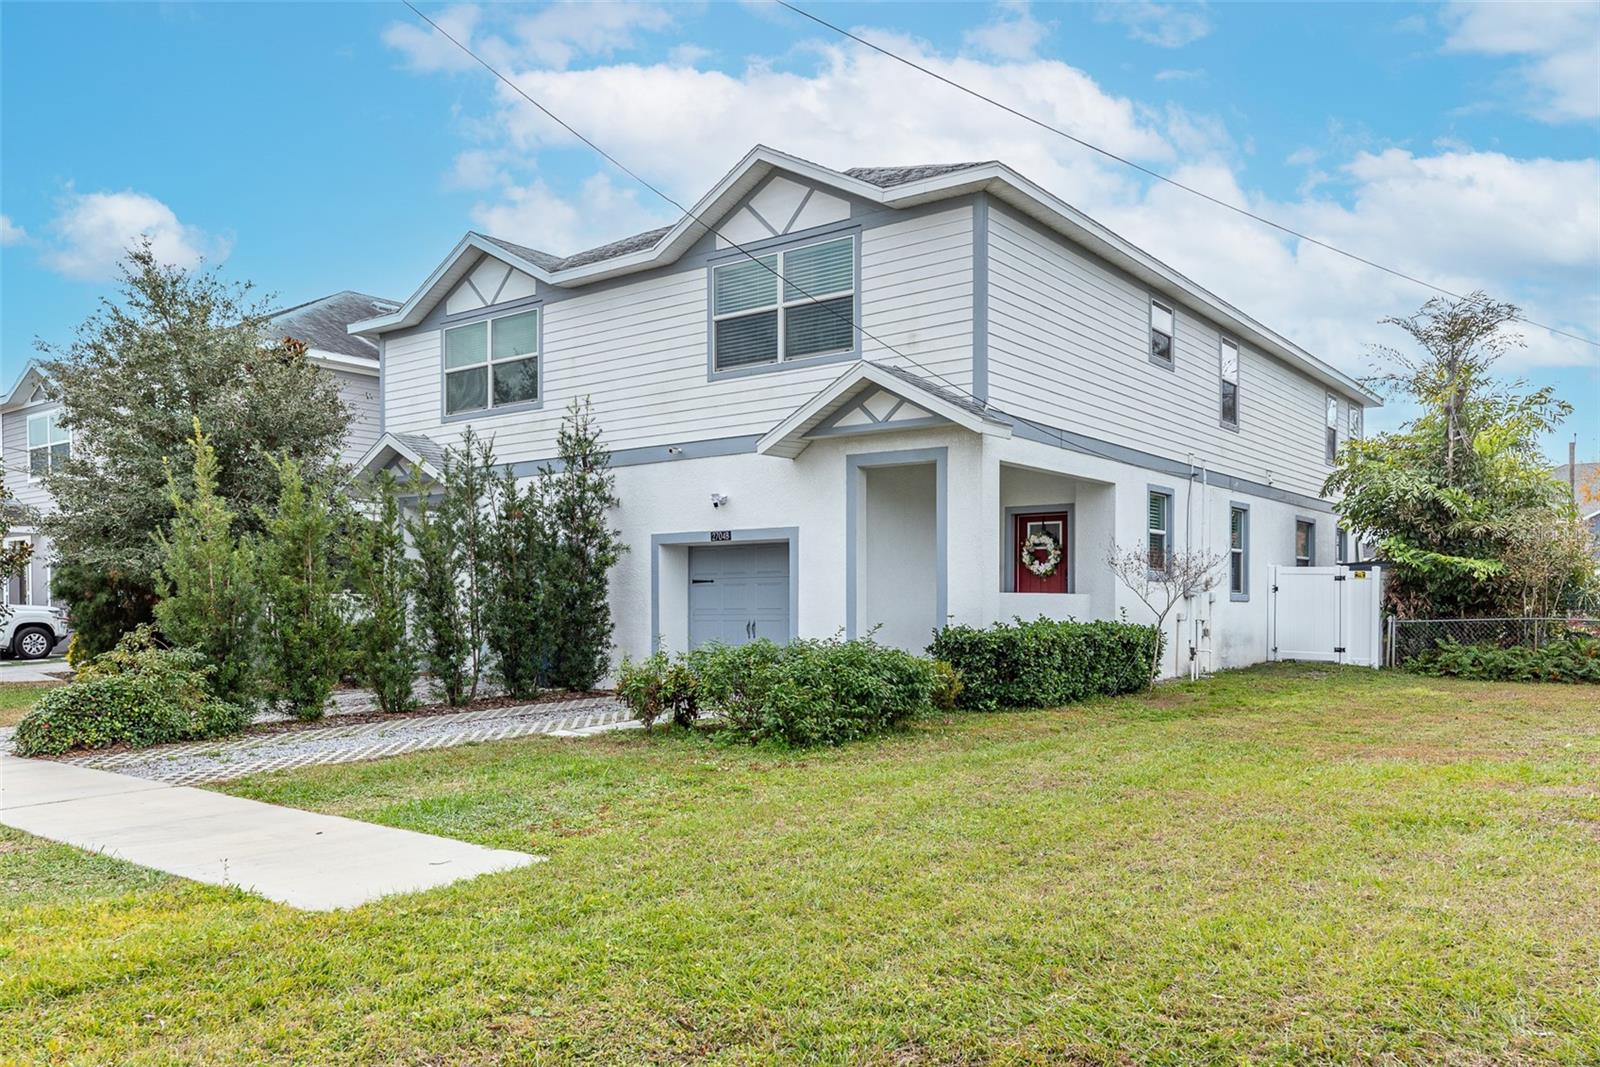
[1014,512,1069,594]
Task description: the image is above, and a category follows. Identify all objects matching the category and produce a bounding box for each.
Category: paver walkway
[0,755,541,909]
[54,695,636,785]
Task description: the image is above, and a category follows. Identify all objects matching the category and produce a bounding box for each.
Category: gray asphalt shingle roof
[270,291,399,360]
[391,432,449,473]
[476,160,993,274]
[867,360,1004,423]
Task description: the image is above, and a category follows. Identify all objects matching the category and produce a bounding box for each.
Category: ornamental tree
[38,243,349,655]
[255,456,348,720]
[153,421,260,708]
[406,467,471,707]
[1326,292,1591,617]
[483,465,549,700]
[346,470,418,714]
[1105,542,1222,687]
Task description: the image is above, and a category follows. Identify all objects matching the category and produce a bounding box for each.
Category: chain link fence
[1386,616,1600,667]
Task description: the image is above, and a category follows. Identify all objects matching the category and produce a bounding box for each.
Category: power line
[400,0,1012,421]
[773,0,1598,351]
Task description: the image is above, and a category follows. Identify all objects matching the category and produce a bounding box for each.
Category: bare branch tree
[1106,542,1223,686]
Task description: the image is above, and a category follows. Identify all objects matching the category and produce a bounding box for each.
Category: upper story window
[1219,337,1240,426]
[1147,488,1172,570]
[712,234,855,372]
[1324,393,1339,464]
[1295,519,1315,567]
[27,410,70,478]
[1229,505,1249,599]
[444,308,539,416]
[1149,298,1174,367]
[1348,404,1362,440]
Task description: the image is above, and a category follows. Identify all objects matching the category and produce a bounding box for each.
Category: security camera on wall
[710,493,729,509]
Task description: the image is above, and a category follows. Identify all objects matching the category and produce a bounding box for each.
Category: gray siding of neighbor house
[330,367,381,468]
[1,403,59,514]
[984,203,1359,502]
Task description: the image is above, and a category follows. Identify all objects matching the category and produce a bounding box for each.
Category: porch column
[945,436,1002,629]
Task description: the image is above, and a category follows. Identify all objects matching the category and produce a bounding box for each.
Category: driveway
[53,694,636,784]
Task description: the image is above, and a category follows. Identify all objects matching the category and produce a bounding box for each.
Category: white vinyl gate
[1267,564,1384,667]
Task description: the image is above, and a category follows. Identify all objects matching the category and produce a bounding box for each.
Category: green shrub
[688,636,937,747]
[927,617,1162,710]
[13,627,249,757]
[1407,633,1600,684]
[616,651,700,730]
[930,660,963,711]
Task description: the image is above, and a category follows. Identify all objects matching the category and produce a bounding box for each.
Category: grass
[3,663,1597,1064]
[0,682,64,727]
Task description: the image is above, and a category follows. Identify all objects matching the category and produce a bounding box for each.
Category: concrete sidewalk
[0,755,541,909]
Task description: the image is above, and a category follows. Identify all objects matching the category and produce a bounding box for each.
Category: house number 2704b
[709,530,733,542]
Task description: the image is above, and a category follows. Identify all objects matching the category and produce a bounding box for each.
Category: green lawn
[4,664,1598,1064]
[0,682,64,727]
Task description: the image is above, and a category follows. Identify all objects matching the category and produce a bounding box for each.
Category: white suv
[0,605,70,660]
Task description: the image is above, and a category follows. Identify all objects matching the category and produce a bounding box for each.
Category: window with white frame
[1147,489,1172,570]
[1229,505,1248,598]
[1295,519,1315,567]
[712,235,855,372]
[1348,404,1362,439]
[1324,393,1339,464]
[1336,526,1348,564]
[27,410,70,478]
[1149,298,1174,366]
[443,308,539,416]
[1219,337,1240,426]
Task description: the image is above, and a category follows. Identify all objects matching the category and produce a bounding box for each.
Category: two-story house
[351,145,1380,677]
[0,290,395,611]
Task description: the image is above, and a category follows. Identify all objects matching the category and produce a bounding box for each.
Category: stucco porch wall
[597,422,1336,677]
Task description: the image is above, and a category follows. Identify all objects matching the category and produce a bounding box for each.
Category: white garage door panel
[688,543,790,649]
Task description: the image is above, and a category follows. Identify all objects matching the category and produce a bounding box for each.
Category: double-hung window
[1229,505,1249,599]
[27,410,70,478]
[1149,298,1174,366]
[1147,489,1173,570]
[444,308,539,416]
[1336,526,1349,564]
[1324,394,1339,463]
[1295,519,1315,567]
[1348,404,1362,440]
[712,234,855,372]
[1219,337,1240,426]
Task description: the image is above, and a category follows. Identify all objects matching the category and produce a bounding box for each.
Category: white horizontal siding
[384,205,976,460]
[1,405,60,514]
[329,369,381,468]
[986,209,1339,499]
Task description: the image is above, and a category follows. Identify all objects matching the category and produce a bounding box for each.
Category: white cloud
[469,172,670,253]
[1096,2,1212,49]
[0,214,26,246]
[41,189,228,281]
[1442,1,1600,122]
[963,1,1053,61]
[383,2,675,73]
[386,12,1597,382]
[1154,68,1204,82]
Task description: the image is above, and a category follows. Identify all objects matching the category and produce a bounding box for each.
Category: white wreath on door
[1020,530,1062,578]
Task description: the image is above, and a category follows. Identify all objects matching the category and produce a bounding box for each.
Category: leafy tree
[347,470,418,713]
[483,466,548,699]
[37,243,349,650]
[539,398,624,690]
[438,429,498,699]
[406,470,470,706]
[153,421,260,707]
[255,457,348,720]
[1327,292,1590,616]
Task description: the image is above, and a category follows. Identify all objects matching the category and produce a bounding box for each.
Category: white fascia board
[757,361,1009,457]
[352,432,440,481]
[305,349,379,375]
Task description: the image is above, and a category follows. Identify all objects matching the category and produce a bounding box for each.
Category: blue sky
[2,1,1596,460]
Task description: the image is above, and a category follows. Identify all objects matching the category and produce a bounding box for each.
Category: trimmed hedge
[13,628,249,757]
[616,637,941,747]
[1407,633,1600,684]
[928,617,1161,710]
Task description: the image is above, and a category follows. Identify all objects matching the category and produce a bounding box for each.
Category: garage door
[688,543,790,649]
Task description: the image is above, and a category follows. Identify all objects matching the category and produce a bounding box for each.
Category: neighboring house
[1553,460,1600,557]
[0,290,395,610]
[351,145,1382,677]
